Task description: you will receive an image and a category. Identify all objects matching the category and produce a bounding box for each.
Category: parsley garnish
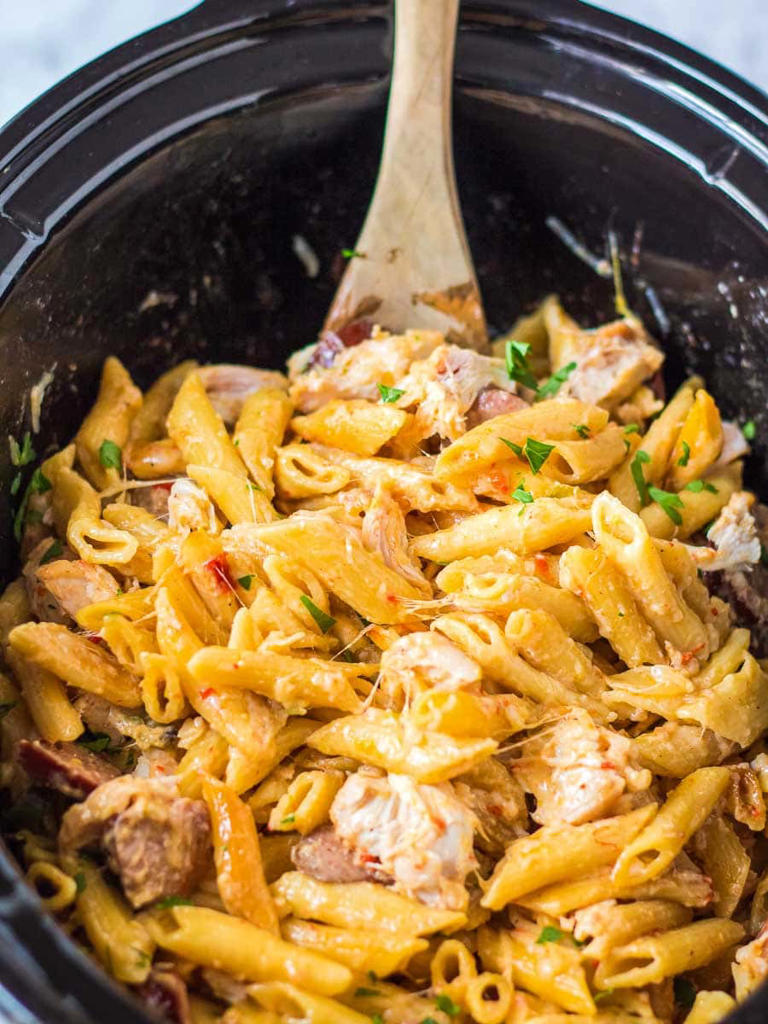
[76,732,111,753]
[512,483,534,505]
[685,479,718,494]
[434,994,460,1017]
[98,439,122,472]
[13,467,52,543]
[499,436,523,457]
[9,433,35,468]
[246,481,263,492]
[623,423,640,435]
[677,440,691,467]
[367,971,378,983]
[300,595,336,634]
[536,925,564,944]
[10,474,20,497]
[743,420,756,441]
[630,449,651,505]
[674,977,696,1010]
[237,575,253,590]
[524,437,555,475]
[647,485,684,526]
[74,871,86,893]
[371,1016,385,1024]
[377,383,405,404]
[354,987,381,998]
[281,814,296,825]
[39,540,62,565]
[0,701,17,720]
[536,361,577,400]
[154,895,193,909]
[761,543,768,566]
[418,1019,438,1024]
[573,424,590,439]
[342,248,364,259]
[594,989,614,1003]
[505,340,537,390]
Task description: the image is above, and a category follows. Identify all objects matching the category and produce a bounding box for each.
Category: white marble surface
[0,0,766,130]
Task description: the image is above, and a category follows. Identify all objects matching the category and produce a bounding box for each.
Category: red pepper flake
[386,593,397,604]
[489,467,509,494]
[360,852,381,864]
[85,633,104,646]
[205,553,234,593]
[487,804,503,817]
[534,554,550,579]
[155,482,173,492]
[601,761,617,771]
[199,687,217,700]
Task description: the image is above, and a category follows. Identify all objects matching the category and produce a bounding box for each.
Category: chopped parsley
[237,575,254,590]
[354,987,381,998]
[536,924,564,944]
[367,971,378,983]
[505,340,537,390]
[677,440,691,467]
[594,989,614,1004]
[434,994,460,1017]
[761,543,768,566]
[247,481,263,492]
[13,467,52,543]
[76,732,112,753]
[371,1016,385,1024]
[0,701,17,720]
[418,1019,438,1024]
[9,432,35,468]
[39,539,62,565]
[342,248,364,259]
[98,439,122,472]
[572,424,590,439]
[377,383,405,404]
[512,483,534,505]
[10,473,20,496]
[499,436,523,457]
[630,449,651,505]
[685,479,718,494]
[674,977,696,1010]
[647,485,684,526]
[623,423,640,435]
[154,895,193,909]
[536,361,577,400]
[74,871,87,893]
[524,437,555,475]
[300,595,336,634]
[281,814,296,826]
[742,420,756,441]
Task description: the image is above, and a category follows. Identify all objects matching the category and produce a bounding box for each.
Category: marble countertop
[0,0,766,129]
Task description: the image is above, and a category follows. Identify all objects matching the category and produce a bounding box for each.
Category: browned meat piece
[705,502,768,656]
[465,387,529,428]
[136,970,192,1024]
[291,824,390,884]
[196,365,288,425]
[17,739,121,800]
[59,776,211,908]
[131,483,172,519]
[307,320,373,371]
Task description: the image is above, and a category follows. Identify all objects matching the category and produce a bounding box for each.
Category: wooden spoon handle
[325,0,487,350]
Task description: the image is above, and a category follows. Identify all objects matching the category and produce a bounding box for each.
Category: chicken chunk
[59,775,211,908]
[361,483,431,596]
[513,709,651,826]
[196,364,288,425]
[34,559,120,623]
[167,479,218,534]
[395,344,520,444]
[330,769,477,910]
[288,329,443,413]
[697,492,761,572]
[559,318,664,410]
[733,923,768,1002]
[379,631,481,707]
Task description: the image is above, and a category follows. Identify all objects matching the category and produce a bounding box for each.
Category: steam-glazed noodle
[3,297,768,1024]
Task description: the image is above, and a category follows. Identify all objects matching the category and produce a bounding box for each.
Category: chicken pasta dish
[3,297,768,1024]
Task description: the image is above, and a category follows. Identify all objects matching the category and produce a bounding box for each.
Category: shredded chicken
[361,483,431,596]
[734,923,768,1002]
[560,318,664,410]
[394,344,520,443]
[713,420,751,470]
[167,479,218,534]
[379,630,481,707]
[697,492,761,572]
[330,769,477,910]
[288,329,443,413]
[196,365,287,425]
[513,709,651,826]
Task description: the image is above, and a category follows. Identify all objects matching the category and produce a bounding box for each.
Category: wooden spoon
[324,0,488,351]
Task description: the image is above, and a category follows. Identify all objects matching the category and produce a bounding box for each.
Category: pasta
[2,300,767,1024]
